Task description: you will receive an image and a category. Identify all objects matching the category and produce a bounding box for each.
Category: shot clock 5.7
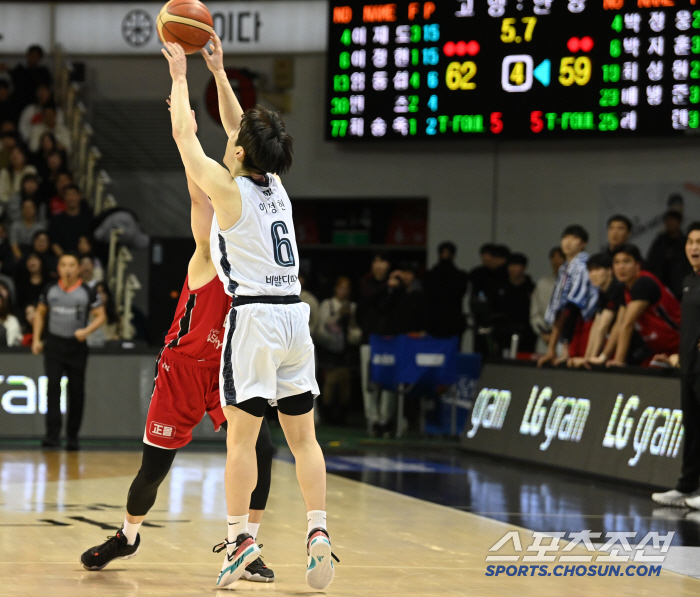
[326,0,700,140]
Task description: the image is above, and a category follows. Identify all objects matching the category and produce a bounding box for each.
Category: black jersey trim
[167,293,197,349]
[222,308,238,405]
[217,233,240,296]
[655,304,680,332]
[243,174,270,188]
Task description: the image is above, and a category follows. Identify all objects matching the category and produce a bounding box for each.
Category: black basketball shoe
[242,549,275,583]
[81,528,140,571]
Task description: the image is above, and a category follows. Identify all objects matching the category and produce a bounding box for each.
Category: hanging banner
[0,4,51,54]
[55,2,328,55]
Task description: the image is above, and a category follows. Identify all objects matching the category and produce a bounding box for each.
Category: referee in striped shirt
[32,253,106,450]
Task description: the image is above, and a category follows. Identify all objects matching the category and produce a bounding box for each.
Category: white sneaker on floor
[686,494,700,509]
[651,489,692,507]
[213,533,260,588]
[306,528,338,590]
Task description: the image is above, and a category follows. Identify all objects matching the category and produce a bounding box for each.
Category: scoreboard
[325,0,700,140]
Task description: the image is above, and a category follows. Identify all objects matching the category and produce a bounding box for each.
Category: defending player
[79,111,275,583]
[164,36,337,589]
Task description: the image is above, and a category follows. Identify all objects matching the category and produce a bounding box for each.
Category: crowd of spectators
[301,243,469,433]
[0,45,112,347]
[301,197,694,432]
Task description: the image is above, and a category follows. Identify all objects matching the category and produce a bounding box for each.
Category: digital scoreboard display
[326,1,700,140]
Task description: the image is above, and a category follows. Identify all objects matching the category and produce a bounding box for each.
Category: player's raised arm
[162,42,241,230]
[178,107,214,246]
[187,171,213,245]
[201,33,244,137]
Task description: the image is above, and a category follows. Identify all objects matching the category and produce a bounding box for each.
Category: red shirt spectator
[606,244,680,366]
[622,271,680,355]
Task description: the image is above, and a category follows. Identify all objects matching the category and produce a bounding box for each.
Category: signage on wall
[57,2,328,55]
[461,363,684,487]
[1,375,67,415]
[0,2,327,55]
[0,4,51,53]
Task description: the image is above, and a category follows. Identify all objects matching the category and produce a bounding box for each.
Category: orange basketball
[157,0,214,55]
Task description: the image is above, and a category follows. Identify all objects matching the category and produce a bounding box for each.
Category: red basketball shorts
[143,347,226,449]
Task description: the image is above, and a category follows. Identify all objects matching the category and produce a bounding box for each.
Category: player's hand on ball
[162,42,187,78]
[201,33,224,72]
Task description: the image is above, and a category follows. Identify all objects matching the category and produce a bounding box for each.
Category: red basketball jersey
[623,271,681,354]
[164,275,231,362]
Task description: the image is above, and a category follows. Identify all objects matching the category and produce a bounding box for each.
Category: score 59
[559,56,591,86]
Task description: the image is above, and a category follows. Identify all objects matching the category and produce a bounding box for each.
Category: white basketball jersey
[210,174,301,297]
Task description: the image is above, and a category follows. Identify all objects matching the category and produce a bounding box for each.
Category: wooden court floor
[1,450,699,596]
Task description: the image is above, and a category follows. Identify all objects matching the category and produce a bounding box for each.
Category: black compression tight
[126,417,275,516]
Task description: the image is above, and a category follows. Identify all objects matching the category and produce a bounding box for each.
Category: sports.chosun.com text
[485,564,661,577]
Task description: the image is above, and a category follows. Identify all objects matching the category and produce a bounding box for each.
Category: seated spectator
[20,303,36,347]
[424,241,468,339]
[605,214,633,257]
[38,150,67,199]
[87,282,120,347]
[530,247,565,351]
[79,255,99,288]
[0,45,52,113]
[357,253,394,436]
[49,185,93,254]
[600,244,680,367]
[31,230,57,276]
[77,235,104,282]
[0,146,38,205]
[9,198,45,259]
[47,171,73,216]
[0,129,18,171]
[646,210,692,300]
[0,292,21,347]
[15,252,47,314]
[6,173,44,223]
[0,221,16,277]
[33,132,67,175]
[538,225,598,367]
[384,262,428,335]
[0,80,18,127]
[28,104,71,154]
[0,270,15,308]
[488,252,537,354]
[17,83,57,141]
[568,253,625,368]
[315,276,362,425]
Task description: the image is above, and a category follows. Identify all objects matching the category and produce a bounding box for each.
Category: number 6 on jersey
[271,221,296,267]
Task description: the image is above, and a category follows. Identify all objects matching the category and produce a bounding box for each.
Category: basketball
[157,0,214,54]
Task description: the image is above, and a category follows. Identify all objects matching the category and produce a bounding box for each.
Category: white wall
[77,53,700,280]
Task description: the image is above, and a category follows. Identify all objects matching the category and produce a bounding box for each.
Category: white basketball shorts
[218,301,319,407]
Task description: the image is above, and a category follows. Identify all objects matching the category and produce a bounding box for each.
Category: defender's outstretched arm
[163,42,241,230]
[201,33,244,137]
